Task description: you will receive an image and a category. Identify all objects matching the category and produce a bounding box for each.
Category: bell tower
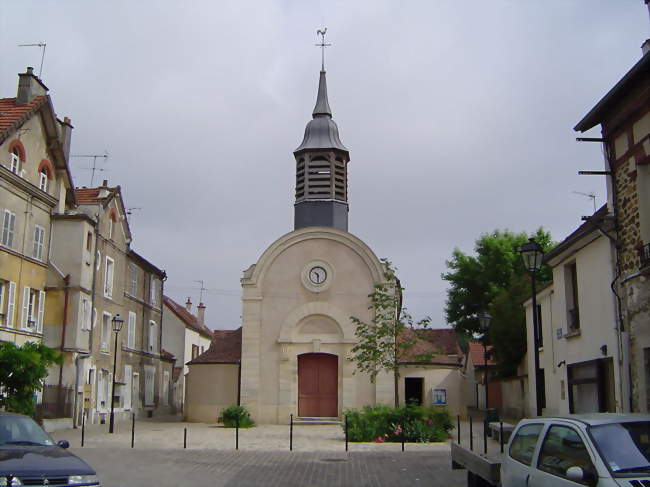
[294,30,349,231]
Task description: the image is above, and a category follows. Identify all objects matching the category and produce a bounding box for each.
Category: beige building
[524,205,628,415]
[185,66,470,424]
[162,295,212,412]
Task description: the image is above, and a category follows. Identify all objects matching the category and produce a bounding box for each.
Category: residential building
[466,341,498,410]
[0,67,75,409]
[524,205,627,415]
[161,296,212,412]
[574,34,650,411]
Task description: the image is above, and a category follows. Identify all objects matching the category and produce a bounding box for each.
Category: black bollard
[483,419,487,455]
[500,422,504,453]
[469,416,473,451]
[81,411,85,448]
[290,414,293,451]
[401,417,405,452]
[457,415,461,445]
[236,417,239,450]
[131,413,135,448]
[345,415,349,452]
[184,427,187,449]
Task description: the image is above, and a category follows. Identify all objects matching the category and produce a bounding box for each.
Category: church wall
[185,363,239,423]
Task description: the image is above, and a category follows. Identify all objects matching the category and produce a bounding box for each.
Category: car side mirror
[566,466,597,487]
[57,440,70,449]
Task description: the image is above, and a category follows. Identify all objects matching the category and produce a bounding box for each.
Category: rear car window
[509,423,544,466]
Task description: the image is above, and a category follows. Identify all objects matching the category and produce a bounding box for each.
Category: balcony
[639,243,650,269]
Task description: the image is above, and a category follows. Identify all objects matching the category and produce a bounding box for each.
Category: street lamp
[478,312,491,410]
[519,238,544,416]
[109,314,124,434]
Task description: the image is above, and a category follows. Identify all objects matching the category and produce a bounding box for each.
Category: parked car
[502,414,650,487]
[0,411,100,486]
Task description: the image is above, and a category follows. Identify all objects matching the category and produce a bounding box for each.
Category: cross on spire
[315,28,331,71]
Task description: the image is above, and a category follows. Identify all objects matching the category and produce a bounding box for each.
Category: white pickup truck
[451,413,650,487]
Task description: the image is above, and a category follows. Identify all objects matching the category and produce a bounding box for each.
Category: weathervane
[316,28,331,71]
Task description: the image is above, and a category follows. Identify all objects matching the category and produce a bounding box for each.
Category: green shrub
[220,405,255,428]
[343,404,453,443]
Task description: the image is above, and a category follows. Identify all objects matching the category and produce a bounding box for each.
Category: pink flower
[426,418,433,425]
[394,425,403,435]
[374,436,385,443]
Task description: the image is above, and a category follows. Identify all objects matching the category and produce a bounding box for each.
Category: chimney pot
[26,67,34,75]
[197,302,206,326]
[102,179,108,187]
[185,297,192,312]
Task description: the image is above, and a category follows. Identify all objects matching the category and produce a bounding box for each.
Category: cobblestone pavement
[72,448,466,487]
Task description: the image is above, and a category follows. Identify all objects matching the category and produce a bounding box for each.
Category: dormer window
[39,167,48,192]
[10,150,20,174]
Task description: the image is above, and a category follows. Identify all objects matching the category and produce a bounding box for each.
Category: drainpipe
[57,274,71,417]
[72,353,91,428]
[237,361,242,406]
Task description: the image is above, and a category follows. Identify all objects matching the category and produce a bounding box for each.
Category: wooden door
[298,353,338,417]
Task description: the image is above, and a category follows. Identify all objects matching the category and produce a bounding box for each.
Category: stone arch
[37,159,54,179]
[278,302,356,343]
[7,139,26,162]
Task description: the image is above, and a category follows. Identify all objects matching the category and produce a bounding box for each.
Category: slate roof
[468,341,496,367]
[163,295,213,339]
[398,328,464,365]
[0,96,47,140]
[188,328,242,365]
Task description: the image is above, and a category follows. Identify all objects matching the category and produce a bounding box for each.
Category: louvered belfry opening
[293,69,350,231]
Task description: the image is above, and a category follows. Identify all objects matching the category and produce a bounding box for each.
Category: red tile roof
[0,96,47,139]
[74,187,113,204]
[398,328,464,365]
[161,349,175,361]
[188,328,242,364]
[468,341,496,367]
[163,295,213,339]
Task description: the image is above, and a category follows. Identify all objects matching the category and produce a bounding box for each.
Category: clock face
[309,266,327,285]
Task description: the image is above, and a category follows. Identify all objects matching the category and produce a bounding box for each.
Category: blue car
[0,412,100,486]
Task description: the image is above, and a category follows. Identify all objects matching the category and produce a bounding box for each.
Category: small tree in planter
[350,259,431,406]
[220,405,255,428]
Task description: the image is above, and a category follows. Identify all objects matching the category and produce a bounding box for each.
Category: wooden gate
[298,353,338,417]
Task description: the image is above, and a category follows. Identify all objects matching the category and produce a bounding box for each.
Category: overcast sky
[1,2,648,330]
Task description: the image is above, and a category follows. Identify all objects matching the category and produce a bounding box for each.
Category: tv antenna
[126,207,143,224]
[315,27,331,71]
[572,191,597,212]
[194,280,207,303]
[71,152,109,186]
[18,43,47,77]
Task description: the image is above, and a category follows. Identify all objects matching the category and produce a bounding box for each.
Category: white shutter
[21,286,30,329]
[128,312,136,349]
[2,211,9,245]
[37,290,45,333]
[7,282,15,327]
[123,365,132,410]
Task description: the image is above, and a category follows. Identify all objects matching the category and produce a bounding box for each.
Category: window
[537,425,596,484]
[149,278,158,306]
[149,320,157,352]
[97,369,111,411]
[130,264,137,296]
[108,218,113,239]
[80,297,91,331]
[10,150,20,174]
[32,225,45,261]
[4,281,16,327]
[127,311,136,349]
[39,168,48,192]
[21,287,44,332]
[86,232,93,252]
[565,262,580,331]
[2,210,16,248]
[104,257,114,298]
[432,388,447,405]
[123,365,132,410]
[192,344,200,360]
[509,423,544,466]
[101,313,111,352]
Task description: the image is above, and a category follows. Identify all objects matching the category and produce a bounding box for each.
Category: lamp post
[109,314,124,434]
[478,312,491,410]
[519,238,544,417]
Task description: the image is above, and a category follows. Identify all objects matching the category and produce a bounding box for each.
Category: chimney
[16,67,48,106]
[59,117,73,162]
[185,297,192,312]
[642,39,650,56]
[197,302,206,326]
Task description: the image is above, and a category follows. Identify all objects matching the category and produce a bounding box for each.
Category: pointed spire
[312,70,332,118]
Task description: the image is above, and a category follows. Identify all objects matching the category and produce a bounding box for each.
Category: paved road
[74,448,465,487]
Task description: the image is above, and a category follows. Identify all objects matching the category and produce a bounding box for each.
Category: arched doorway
[298,353,338,417]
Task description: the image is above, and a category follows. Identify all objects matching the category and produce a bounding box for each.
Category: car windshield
[0,415,55,447]
[590,422,650,475]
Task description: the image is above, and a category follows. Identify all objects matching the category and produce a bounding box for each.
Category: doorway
[298,353,338,417]
[405,377,424,406]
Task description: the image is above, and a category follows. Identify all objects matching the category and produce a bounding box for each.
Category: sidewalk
[50,416,452,452]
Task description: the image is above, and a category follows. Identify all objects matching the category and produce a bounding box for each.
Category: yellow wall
[185,363,239,423]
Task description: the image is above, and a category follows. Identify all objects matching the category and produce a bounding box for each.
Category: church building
[185,61,469,424]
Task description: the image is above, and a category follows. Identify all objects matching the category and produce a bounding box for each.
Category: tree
[442,229,554,376]
[351,259,430,406]
[0,341,63,416]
